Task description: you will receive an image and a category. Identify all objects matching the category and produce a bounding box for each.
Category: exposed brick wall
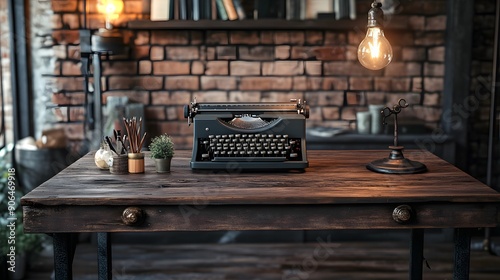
[0,0,13,146]
[40,0,448,150]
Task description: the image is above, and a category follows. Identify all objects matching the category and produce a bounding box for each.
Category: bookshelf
[127,18,408,30]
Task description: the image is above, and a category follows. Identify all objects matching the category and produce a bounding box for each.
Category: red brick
[53,45,67,59]
[139,61,152,74]
[191,61,205,75]
[108,76,163,90]
[191,31,203,45]
[313,46,346,61]
[230,31,259,44]
[207,31,229,44]
[423,93,441,106]
[402,47,426,61]
[201,77,237,90]
[103,90,150,104]
[348,31,364,45]
[424,63,444,77]
[52,30,80,45]
[133,46,150,60]
[307,107,322,122]
[62,61,82,76]
[205,61,229,75]
[345,46,358,61]
[366,92,385,105]
[428,46,445,62]
[150,46,164,60]
[134,31,150,45]
[412,77,423,92]
[229,91,262,102]
[391,78,412,92]
[166,106,179,120]
[424,77,444,92]
[52,0,78,12]
[165,76,199,90]
[305,31,323,45]
[193,91,228,102]
[262,61,303,76]
[166,46,200,60]
[349,77,373,91]
[322,107,340,120]
[305,61,322,76]
[230,61,260,76]
[308,92,336,109]
[346,92,366,106]
[293,77,307,91]
[153,61,190,75]
[408,16,425,31]
[384,62,422,77]
[426,15,447,31]
[324,62,378,77]
[52,92,86,105]
[291,47,316,60]
[216,46,237,60]
[340,107,359,121]
[414,32,445,46]
[385,93,421,106]
[306,77,348,91]
[62,14,80,29]
[145,106,167,121]
[374,77,391,91]
[273,31,305,45]
[239,46,274,60]
[413,106,442,122]
[275,46,291,59]
[240,77,292,91]
[151,91,192,105]
[325,32,347,45]
[151,31,189,45]
[55,77,85,91]
[260,31,274,44]
[102,61,137,75]
[206,47,216,60]
[52,15,63,29]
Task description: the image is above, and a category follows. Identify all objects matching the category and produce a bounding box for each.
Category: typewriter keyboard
[196,133,303,162]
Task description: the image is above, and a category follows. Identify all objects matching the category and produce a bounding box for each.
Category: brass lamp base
[366,146,427,174]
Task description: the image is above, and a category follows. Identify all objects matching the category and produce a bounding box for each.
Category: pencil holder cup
[128,153,145,173]
[110,154,128,175]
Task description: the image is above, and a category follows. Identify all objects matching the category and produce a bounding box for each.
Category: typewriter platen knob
[184,105,190,119]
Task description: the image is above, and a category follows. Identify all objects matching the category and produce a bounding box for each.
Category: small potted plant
[149,133,175,173]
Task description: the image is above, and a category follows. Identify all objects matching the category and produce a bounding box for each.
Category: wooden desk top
[22,150,500,232]
[22,150,500,206]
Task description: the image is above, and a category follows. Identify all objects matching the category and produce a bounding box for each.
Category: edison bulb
[357,27,393,70]
[97,0,124,29]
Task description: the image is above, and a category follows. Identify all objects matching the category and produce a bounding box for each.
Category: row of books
[150,0,356,21]
[150,0,245,21]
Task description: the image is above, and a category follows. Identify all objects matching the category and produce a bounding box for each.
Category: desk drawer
[23,203,499,233]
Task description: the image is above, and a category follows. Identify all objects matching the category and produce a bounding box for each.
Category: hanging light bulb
[357,1,393,70]
[96,0,124,30]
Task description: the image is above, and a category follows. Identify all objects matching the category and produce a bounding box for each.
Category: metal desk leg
[410,229,424,280]
[52,233,77,280]
[453,228,472,280]
[97,232,112,280]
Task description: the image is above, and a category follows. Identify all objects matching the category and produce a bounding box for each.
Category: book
[255,0,286,19]
[179,0,188,19]
[190,0,200,20]
[151,0,170,21]
[216,0,228,20]
[233,0,246,20]
[304,0,334,19]
[222,0,238,20]
[286,0,302,20]
[199,0,212,19]
[334,0,356,19]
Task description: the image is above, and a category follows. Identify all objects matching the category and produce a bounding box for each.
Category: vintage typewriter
[184,98,309,170]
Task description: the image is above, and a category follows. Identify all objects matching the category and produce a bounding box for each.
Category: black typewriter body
[184,99,309,170]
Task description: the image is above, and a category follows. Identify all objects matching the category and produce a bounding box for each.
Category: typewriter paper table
[21,150,500,280]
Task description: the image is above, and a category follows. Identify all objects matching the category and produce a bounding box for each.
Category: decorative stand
[366,99,427,174]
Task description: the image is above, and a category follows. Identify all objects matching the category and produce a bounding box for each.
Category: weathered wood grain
[21,150,500,233]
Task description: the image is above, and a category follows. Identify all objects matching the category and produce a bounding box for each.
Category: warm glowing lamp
[97,0,124,30]
[357,1,393,70]
[92,0,125,53]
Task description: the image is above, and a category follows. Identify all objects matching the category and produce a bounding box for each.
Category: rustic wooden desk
[22,150,500,280]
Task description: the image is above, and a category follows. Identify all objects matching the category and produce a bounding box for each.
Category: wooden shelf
[127,18,408,30]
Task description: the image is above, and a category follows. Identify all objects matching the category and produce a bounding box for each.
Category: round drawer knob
[392,205,413,224]
[122,207,145,226]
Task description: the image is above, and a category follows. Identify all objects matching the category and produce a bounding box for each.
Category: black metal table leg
[410,228,424,280]
[52,233,77,280]
[97,232,112,280]
[453,228,472,280]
